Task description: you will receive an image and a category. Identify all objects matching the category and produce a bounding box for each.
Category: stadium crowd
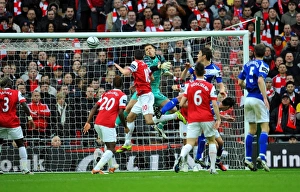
[0,0,300,146]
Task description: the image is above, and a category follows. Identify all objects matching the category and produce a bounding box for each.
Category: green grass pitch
[1,169,299,192]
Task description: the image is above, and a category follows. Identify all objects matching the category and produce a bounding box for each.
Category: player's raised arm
[180,62,191,79]
[114,63,132,76]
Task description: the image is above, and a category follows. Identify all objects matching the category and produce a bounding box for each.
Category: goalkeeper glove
[159,62,171,70]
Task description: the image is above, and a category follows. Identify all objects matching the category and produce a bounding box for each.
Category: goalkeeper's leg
[115,93,138,126]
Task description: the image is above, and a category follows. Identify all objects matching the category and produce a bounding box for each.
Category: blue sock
[245,134,254,161]
[259,132,268,161]
[196,134,206,160]
[161,98,178,114]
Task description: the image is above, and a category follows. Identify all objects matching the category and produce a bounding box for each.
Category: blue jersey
[238,59,269,101]
[188,62,223,84]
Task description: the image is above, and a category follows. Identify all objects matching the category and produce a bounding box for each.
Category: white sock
[153,113,177,124]
[94,150,113,170]
[193,146,198,160]
[124,122,135,146]
[209,144,217,172]
[19,146,28,171]
[180,144,193,158]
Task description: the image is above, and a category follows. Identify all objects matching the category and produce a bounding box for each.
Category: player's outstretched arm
[180,62,191,79]
[83,103,99,134]
[114,63,131,76]
[21,102,35,130]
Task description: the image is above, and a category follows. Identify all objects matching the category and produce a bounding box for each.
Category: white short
[244,97,270,123]
[186,121,215,138]
[0,126,24,140]
[179,121,187,139]
[131,92,154,115]
[94,124,117,143]
[214,129,220,138]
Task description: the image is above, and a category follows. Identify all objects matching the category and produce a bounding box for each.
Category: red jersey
[183,78,217,123]
[128,59,152,96]
[28,102,51,131]
[0,88,26,128]
[95,89,127,128]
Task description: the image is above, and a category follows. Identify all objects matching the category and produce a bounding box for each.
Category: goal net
[0,31,249,172]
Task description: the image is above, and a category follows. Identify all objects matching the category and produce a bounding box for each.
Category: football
[86,36,100,49]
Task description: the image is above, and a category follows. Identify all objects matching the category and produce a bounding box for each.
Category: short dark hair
[254,44,266,58]
[285,80,295,87]
[113,75,123,89]
[201,47,212,61]
[194,62,205,77]
[135,49,145,60]
[222,97,235,108]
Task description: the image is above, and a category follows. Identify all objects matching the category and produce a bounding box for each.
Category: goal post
[0,30,249,172]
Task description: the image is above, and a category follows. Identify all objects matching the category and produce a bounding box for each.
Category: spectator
[263,46,275,70]
[17,83,31,101]
[283,80,300,108]
[50,92,76,138]
[210,0,230,19]
[160,1,186,24]
[60,6,82,32]
[105,0,123,32]
[281,1,298,25]
[280,24,296,47]
[138,7,152,28]
[25,68,40,93]
[284,52,300,85]
[270,93,300,141]
[212,18,223,31]
[273,0,291,19]
[145,13,163,32]
[273,36,284,57]
[280,74,300,94]
[70,60,81,79]
[50,65,63,89]
[37,9,60,32]
[101,70,115,91]
[112,5,128,32]
[291,12,300,37]
[172,48,186,67]
[163,19,172,31]
[96,86,106,98]
[288,135,298,143]
[122,10,137,32]
[229,0,243,20]
[13,1,30,26]
[51,136,62,147]
[240,5,254,29]
[62,73,75,93]
[89,78,101,96]
[272,63,287,93]
[38,81,57,111]
[27,91,51,142]
[265,77,281,113]
[268,56,284,78]
[135,20,145,31]
[20,61,41,82]
[88,50,108,79]
[281,35,300,65]
[254,0,270,21]
[34,73,57,96]
[78,66,87,79]
[264,8,283,46]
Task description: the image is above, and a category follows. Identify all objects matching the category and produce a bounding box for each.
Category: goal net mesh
[0,32,246,172]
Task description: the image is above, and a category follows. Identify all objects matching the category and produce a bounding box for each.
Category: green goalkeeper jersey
[144,54,166,92]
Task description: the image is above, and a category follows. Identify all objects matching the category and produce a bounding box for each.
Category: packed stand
[0,0,300,145]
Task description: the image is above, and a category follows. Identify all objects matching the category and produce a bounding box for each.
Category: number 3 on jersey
[193,90,202,106]
[2,97,9,112]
